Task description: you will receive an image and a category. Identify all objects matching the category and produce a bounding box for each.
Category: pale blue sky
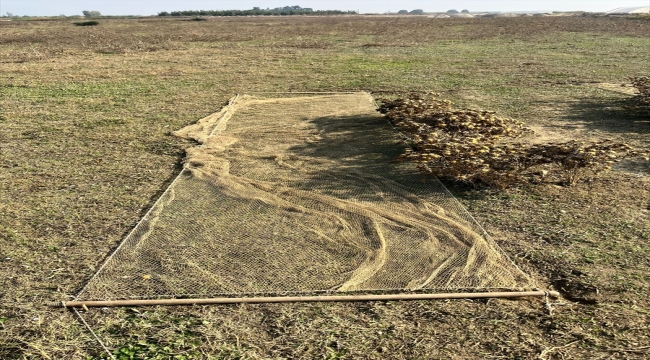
[1,0,649,16]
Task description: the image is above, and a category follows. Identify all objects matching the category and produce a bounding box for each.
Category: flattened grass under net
[76,93,534,301]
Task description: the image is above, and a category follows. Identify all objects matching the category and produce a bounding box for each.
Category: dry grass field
[1,15,649,359]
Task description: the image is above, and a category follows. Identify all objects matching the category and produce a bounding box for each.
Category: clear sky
[1,0,649,16]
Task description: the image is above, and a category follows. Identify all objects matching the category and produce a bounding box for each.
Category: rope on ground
[73,308,115,360]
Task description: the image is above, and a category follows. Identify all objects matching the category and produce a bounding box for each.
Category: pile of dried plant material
[379,93,648,187]
[630,76,650,105]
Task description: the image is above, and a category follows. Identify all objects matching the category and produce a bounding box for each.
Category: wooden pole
[58,291,559,308]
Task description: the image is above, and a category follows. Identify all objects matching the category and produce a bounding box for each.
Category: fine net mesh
[76,92,534,301]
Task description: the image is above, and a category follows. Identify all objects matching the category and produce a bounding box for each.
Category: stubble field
[1,15,649,359]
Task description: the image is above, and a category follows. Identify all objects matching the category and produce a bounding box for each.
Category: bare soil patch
[590,82,639,95]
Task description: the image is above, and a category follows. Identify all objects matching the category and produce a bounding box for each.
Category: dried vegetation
[631,76,650,106]
[380,93,649,187]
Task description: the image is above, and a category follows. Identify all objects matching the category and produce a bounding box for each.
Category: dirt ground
[0,15,649,359]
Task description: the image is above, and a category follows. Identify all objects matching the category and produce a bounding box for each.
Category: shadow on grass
[285,114,430,202]
[286,113,502,200]
[562,96,650,135]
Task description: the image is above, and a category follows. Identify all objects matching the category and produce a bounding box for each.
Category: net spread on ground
[76,93,534,301]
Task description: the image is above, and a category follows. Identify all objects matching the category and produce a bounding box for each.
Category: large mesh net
[76,92,534,301]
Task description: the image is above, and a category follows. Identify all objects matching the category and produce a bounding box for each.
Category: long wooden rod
[58,291,559,308]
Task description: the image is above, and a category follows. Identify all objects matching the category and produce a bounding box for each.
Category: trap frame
[63,92,557,309]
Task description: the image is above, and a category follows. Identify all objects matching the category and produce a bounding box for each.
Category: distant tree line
[158,6,357,17]
[3,13,33,18]
[82,10,102,17]
[397,9,424,15]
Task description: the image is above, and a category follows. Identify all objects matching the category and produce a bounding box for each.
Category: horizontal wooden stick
[58,291,559,308]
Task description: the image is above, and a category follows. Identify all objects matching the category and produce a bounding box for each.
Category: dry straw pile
[379,93,648,187]
[631,76,650,106]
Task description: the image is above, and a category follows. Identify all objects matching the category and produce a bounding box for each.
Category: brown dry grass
[0,16,649,359]
[2,16,649,64]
